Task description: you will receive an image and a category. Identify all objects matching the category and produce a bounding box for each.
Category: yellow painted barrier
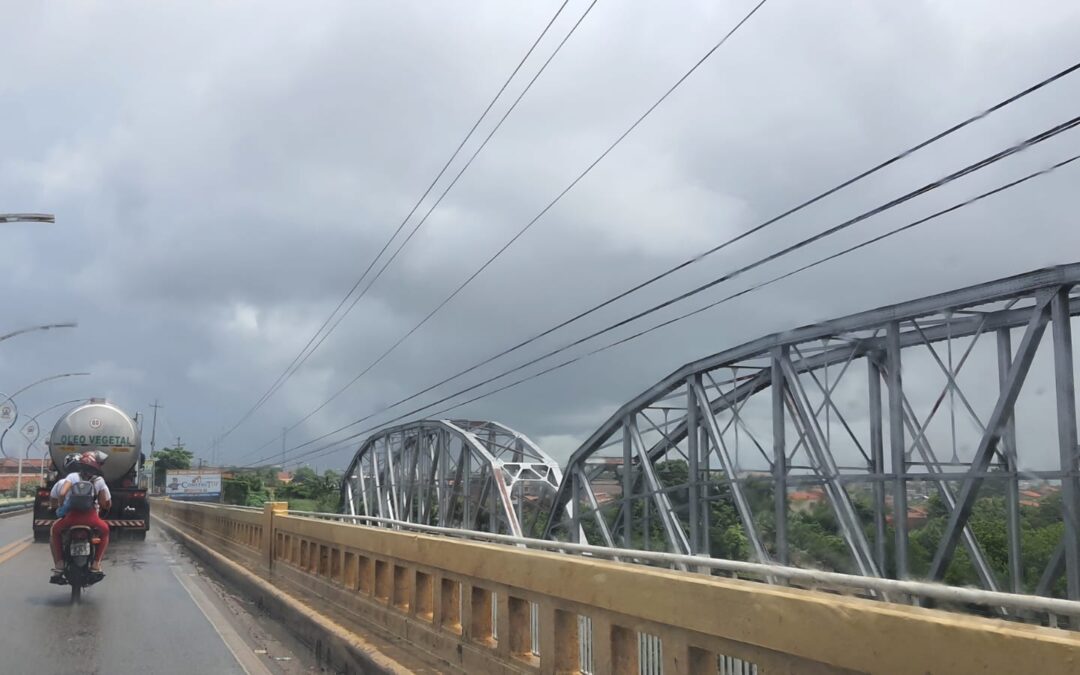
[156,499,1080,675]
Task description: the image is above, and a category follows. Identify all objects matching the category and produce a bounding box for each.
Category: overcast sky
[1,0,1078,474]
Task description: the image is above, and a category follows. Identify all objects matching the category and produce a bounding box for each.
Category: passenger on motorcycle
[50,452,111,579]
[48,453,82,516]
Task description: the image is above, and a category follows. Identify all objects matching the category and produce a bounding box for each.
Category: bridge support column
[262,501,287,571]
[538,602,578,675]
[661,632,713,675]
[464,584,494,645]
[495,593,511,657]
[590,616,637,674]
[886,322,909,579]
[495,593,532,659]
[436,574,462,634]
[1051,288,1080,600]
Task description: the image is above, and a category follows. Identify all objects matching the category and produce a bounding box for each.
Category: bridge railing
[286,509,1080,629]
[155,499,1080,675]
[159,498,263,555]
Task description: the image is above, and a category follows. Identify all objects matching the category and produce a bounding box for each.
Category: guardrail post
[262,502,287,570]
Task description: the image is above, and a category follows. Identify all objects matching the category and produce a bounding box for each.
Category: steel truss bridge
[340,419,562,538]
[342,263,1080,602]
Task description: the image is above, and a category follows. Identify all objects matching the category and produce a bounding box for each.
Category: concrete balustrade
[161,500,263,555]
[155,499,1080,675]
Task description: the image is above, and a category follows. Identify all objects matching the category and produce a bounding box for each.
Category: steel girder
[544,263,1080,599]
[341,420,562,538]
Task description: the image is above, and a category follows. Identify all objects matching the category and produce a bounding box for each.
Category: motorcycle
[50,524,105,601]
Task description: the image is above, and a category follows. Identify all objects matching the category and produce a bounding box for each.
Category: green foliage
[287,498,318,512]
[222,472,270,507]
[152,447,193,485]
[570,458,1070,594]
[279,468,341,512]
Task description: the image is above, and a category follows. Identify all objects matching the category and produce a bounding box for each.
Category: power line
[217,0,576,444]
[256,57,1080,457]
[268,152,1080,468]
[246,137,1080,469]
[241,0,770,460]
[261,0,602,435]
[250,114,1080,463]
[234,0,601,464]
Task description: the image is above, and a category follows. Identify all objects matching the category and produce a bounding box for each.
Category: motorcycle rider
[50,452,111,579]
[48,453,82,514]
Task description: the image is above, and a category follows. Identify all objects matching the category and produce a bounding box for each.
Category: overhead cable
[247,139,1080,468]
[280,153,1080,467]
[217,0,576,444]
[238,0,771,461]
[248,55,1080,460]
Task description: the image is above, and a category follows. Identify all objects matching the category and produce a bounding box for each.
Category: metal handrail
[0,501,34,515]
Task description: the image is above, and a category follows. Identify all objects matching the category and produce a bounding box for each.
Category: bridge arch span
[341,419,562,537]
[544,263,1080,596]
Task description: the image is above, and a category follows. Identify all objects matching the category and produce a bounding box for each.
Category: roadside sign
[165,470,222,499]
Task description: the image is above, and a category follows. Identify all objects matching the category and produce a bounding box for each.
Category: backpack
[68,480,97,512]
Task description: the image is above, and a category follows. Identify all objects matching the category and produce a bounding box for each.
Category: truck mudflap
[35,519,147,529]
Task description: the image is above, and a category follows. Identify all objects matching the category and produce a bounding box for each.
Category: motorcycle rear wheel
[71,583,81,603]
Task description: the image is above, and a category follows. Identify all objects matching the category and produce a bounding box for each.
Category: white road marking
[171,565,276,675]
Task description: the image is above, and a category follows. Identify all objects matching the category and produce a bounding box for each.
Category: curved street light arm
[0,322,77,344]
[0,213,54,223]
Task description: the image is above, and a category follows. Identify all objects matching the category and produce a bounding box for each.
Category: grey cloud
[0,0,1078,473]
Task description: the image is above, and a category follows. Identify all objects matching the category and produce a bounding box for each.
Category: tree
[279,468,342,512]
[554,455,1072,594]
[223,472,270,507]
[152,447,193,485]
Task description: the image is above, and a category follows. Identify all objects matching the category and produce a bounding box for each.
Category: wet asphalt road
[0,507,30,549]
[0,512,249,675]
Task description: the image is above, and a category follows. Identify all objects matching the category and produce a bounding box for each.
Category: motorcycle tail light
[91,538,101,545]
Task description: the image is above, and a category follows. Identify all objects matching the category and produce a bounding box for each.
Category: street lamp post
[16,417,37,499]
[0,374,91,497]
[15,398,88,497]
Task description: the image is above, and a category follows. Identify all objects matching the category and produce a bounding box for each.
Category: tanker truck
[32,398,149,541]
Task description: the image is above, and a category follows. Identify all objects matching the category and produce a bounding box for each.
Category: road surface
[0,511,311,675]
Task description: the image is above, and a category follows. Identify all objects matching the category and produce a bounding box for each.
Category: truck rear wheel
[132,530,147,541]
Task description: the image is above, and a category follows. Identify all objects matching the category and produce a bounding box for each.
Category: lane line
[0,536,29,557]
[170,565,276,675]
[0,537,32,566]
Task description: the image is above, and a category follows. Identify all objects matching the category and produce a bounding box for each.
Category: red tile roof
[0,475,43,490]
[0,458,49,471]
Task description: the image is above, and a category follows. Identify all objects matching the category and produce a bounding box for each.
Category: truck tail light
[37,488,50,498]
[131,491,145,499]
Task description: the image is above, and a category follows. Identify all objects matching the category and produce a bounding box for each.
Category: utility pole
[149,400,162,457]
[281,427,287,472]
